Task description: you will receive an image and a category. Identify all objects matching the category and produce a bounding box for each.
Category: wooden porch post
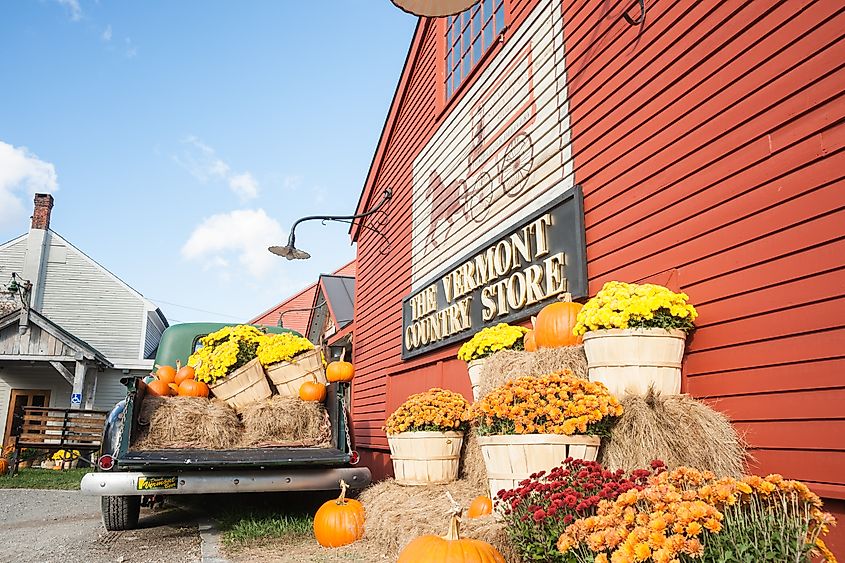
[71,361,88,409]
[83,370,98,410]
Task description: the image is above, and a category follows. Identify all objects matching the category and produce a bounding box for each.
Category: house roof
[249,260,357,334]
[320,275,355,328]
[0,307,112,368]
[350,17,428,241]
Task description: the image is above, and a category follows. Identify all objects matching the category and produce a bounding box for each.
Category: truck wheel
[102,495,141,531]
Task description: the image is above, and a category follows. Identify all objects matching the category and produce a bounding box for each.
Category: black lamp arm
[285,188,392,247]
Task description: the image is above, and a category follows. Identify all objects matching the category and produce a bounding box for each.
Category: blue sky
[0,1,416,324]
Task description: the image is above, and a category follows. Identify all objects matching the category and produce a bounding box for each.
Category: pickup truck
[81,323,371,531]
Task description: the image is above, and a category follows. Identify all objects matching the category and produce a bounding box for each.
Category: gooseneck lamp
[269,188,392,260]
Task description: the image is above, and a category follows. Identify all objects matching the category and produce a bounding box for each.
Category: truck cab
[81,323,370,530]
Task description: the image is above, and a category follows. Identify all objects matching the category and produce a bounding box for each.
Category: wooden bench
[9,406,108,474]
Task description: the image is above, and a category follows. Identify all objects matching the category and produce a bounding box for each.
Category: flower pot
[583,328,686,397]
[467,359,485,401]
[208,357,273,410]
[388,431,464,485]
[266,349,327,398]
[477,434,600,499]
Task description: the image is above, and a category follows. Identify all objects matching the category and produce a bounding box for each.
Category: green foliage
[626,308,696,333]
[0,467,92,490]
[219,512,313,546]
[475,417,618,438]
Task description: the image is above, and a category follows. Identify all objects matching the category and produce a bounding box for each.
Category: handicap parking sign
[71,393,82,405]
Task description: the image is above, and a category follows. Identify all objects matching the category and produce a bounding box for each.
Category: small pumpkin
[523,331,537,352]
[398,509,505,562]
[326,349,354,383]
[155,364,177,385]
[467,495,493,518]
[147,379,173,397]
[313,480,365,547]
[177,379,210,398]
[174,361,196,385]
[0,458,8,475]
[300,380,327,402]
[534,293,583,348]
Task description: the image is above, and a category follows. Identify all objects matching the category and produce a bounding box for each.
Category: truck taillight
[349,450,360,465]
[98,454,115,470]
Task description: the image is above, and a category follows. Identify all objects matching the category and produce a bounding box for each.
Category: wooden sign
[402,186,586,359]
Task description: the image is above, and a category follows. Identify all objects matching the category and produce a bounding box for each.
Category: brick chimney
[31,193,54,230]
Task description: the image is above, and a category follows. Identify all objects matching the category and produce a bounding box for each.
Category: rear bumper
[81,467,371,496]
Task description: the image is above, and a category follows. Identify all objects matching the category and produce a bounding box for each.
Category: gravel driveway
[0,489,202,562]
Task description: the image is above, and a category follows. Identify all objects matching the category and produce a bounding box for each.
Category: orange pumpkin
[467,496,493,518]
[398,512,505,562]
[523,330,537,352]
[177,379,209,398]
[0,458,8,475]
[155,364,177,385]
[300,380,327,402]
[313,480,365,547]
[326,350,354,383]
[534,293,583,348]
[147,379,173,397]
[175,362,196,385]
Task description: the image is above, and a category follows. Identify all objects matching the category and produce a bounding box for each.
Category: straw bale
[458,428,488,494]
[131,396,242,450]
[240,396,331,447]
[599,389,747,477]
[358,479,520,561]
[477,346,587,399]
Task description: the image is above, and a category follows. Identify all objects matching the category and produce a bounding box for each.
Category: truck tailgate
[119,447,349,470]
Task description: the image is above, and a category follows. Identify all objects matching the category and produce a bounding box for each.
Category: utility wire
[148,297,244,321]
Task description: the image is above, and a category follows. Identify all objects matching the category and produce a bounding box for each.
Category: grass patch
[0,467,92,490]
[219,511,313,547]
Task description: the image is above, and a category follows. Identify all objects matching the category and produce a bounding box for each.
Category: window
[445,0,505,99]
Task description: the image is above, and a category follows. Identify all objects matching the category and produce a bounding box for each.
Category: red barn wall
[352,0,845,551]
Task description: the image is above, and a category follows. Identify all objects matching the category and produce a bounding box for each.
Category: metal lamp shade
[391,0,480,17]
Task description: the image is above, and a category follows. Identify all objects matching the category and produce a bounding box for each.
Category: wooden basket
[208,358,273,410]
[583,328,686,396]
[467,359,485,401]
[477,434,600,498]
[266,348,327,398]
[388,431,464,485]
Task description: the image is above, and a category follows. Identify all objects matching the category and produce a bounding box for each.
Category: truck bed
[119,446,349,470]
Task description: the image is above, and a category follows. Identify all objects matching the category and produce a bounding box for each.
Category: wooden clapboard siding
[0,364,72,446]
[560,0,845,503]
[38,233,145,360]
[0,322,77,358]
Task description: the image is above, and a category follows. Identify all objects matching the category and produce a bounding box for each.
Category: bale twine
[599,389,748,477]
[131,396,242,450]
[477,346,587,399]
[240,396,331,447]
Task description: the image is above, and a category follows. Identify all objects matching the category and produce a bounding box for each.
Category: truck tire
[102,495,141,531]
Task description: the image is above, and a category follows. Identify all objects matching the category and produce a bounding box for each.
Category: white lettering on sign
[411,0,574,290]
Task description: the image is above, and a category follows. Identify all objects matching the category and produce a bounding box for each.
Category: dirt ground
[0,489,201,562]
[225,538,391,563]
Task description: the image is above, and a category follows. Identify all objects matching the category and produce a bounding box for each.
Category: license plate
[137,476,178,491]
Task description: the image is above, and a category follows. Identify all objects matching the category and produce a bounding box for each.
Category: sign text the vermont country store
[402,187,587,359]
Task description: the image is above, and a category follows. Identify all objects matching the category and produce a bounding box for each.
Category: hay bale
[459,428,488,495]
[240,396,331,447]
[132,396,242,450]
[599,389,747,477]
[462,515,521,562]
[477,346,587,399]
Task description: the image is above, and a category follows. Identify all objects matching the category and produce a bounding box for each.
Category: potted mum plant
[573,281,698,396]
[257,332,326,398]
[469,371,622,500]
[457,323,529,400]
[383,388,470,486]
[188,324,271,409]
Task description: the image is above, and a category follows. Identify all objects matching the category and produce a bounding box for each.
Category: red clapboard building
[350,0,845,551]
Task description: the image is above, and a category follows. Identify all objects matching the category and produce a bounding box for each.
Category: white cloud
[102,24,112,41]
[56,0,82,21]
[229,172,259,200]
[181,209,284,279]
[125,37,137,58]
[282,175,303,191]
[0,141,58,226]
[174,136,258,201]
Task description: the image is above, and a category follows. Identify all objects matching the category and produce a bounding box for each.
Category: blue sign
[71,393,82,405]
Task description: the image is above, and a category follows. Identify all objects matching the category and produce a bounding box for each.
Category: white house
[0,194,167,446]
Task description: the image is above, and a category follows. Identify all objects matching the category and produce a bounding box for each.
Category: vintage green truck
[80,323,370,530]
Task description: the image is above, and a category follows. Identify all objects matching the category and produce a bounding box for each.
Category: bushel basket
[388,431,464,485]
[265,348,327,398]
[208,357,272,410]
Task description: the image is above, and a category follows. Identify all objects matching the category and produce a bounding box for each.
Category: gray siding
[0,237,27,279]
[0,364,72,445]
[38,234,146,359]
[144,310,167,359]
[91,369,142,412]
